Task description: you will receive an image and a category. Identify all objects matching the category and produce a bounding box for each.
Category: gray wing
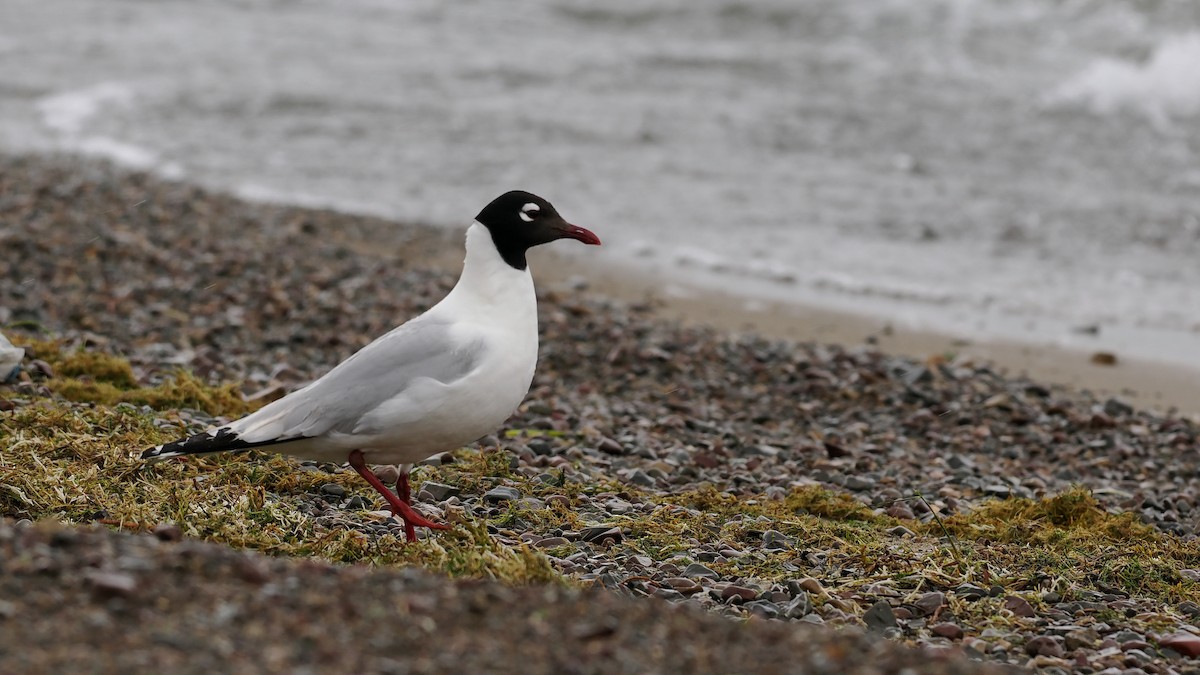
[230,316,485,443]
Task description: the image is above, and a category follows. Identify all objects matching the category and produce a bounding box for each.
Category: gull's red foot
[348,450,450,543]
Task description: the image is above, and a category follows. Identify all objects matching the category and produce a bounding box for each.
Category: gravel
[0,519,1008,675]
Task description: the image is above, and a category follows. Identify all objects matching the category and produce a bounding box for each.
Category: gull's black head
[475,190,601,270]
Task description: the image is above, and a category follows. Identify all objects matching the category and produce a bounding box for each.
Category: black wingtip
[142,427,251,462]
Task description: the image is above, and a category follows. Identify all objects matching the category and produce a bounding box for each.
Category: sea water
[2,0,1199,367]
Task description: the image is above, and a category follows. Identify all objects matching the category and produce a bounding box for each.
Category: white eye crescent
[519,202,540,222]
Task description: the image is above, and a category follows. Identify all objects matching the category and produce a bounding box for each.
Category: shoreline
[530,250,1200,417]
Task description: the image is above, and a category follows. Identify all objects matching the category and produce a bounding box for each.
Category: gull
[142,191,601,541]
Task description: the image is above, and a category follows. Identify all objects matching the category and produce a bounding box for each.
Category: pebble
[1003,595,1036,617]
[85,571,138,598]
[319,483,346,497]
[720,585,760,603]
[930,623,964,640]
[483,486,521,504]
[579,526,623,544]
[914,591,945,616]
[1158,632,1200,657]
[1024,636,1065,658]
[862,601,897,633]
[421,482,461,502]
[683,563,720,580]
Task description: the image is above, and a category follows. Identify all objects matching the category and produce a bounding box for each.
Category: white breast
[354,222,540,463]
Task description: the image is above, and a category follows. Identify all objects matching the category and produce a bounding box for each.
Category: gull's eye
[519,202,541,223]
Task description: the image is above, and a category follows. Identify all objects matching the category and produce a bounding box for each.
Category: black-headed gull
[142,191,601,541]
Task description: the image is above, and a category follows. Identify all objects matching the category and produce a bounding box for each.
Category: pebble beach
[3,155,1200,674]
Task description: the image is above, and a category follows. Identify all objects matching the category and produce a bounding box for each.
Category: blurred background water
[3,0,1199,367]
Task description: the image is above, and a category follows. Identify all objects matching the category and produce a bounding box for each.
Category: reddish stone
[1159,632,1200,657]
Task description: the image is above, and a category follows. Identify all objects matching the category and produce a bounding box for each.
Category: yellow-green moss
[14,338,252,416]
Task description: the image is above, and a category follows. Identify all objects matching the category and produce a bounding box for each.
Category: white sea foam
[37,82,137,136]
[1050,32,1200,123]
[75,137,157,170]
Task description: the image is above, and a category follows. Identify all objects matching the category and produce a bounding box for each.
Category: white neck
[435,222,536,321]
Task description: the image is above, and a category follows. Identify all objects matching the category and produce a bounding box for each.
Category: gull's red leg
[396,467,416,542]
[348,450,448,542]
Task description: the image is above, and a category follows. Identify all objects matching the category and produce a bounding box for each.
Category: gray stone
[579,526,623,544]
[683,563,720,580]
[844,476,875,491]
[625,469,656,487]
[319,483,346,497]
[761,530,792,550]
[483,486,521,504]
[419,481,460,502]
[862,600,897,633]
[955,583,987,600]
[744,600,780,619]
[344,495,370,510]
[783,592,812,619]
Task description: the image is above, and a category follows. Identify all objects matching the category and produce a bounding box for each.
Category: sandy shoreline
[529,251,1200,417]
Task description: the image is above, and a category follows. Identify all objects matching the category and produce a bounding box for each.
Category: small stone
[534,537,570,548]
[579,526,623,544]
[597,437,624,454]
[783,592,812,619]
[344,495,370,510]
[844,476,875,491]
[930,622,963,640]
[682,563,720,580]
[1003,595,1036,617]
[1158,632,1200,657]
[663,577,702,594]
[86,571,137,598]
[983,485,1012,498]
[748,445,782,457]
[887,525,915,537]
[419,452,454,466]
[545,494,570,509]
[624,469,656,487]
[1102,397,1132,416]
[483,486,521,503]
[915,591,945,616]
[955,583,987,600]
[721,585,760,602]
[1023,636,1064,658]
[761,530,792,550]
[421,482,460,502]
[1178,601,1200,617]
[744,600,780,618]
[1064,628,1099,651]
[373,465,400,485]
[862,600,897,633]
[320,483,346,497]
[886,503,916,520]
